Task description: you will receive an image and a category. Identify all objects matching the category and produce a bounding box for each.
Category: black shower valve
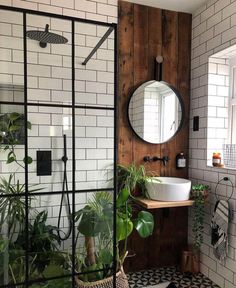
[143,155,151,162]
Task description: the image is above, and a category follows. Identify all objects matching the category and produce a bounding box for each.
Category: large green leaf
[77,206,104,237]
[6,156,15,164]
[116,214,133,241]
[117,187,130,207]
[134,211,154,238]
[8,112,21,121]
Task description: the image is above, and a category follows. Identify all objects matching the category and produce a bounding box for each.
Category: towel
[211,200,229,262]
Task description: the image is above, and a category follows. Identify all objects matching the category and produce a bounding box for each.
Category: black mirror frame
[127,80,185,144]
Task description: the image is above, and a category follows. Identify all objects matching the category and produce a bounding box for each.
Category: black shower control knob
[143,156,151,162]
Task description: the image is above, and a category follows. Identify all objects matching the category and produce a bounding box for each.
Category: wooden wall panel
[118,0,192,272]
[118,1,134,165]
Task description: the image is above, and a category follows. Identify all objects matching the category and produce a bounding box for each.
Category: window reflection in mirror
[128,80,183,144]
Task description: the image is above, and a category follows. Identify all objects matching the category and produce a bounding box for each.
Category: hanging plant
[191,184,209,253]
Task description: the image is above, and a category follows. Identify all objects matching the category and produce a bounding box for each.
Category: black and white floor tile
[128,266,220,288]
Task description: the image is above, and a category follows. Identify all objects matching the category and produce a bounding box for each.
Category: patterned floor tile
[128,266,220,288]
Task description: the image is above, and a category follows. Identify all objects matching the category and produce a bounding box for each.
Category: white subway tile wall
[0,0,117,249]
[189,0,236,287]
[0,0,118,23]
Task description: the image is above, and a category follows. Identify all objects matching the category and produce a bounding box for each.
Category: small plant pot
[192,252,200,274]
[180,247,200,274]
[75,270,129,288]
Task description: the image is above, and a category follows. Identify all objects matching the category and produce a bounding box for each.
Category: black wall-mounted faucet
[143,155,169,166]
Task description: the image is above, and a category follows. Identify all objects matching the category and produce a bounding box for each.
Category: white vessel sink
[146,177,191,202]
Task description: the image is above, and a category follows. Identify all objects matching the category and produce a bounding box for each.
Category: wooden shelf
[136,198,194,209]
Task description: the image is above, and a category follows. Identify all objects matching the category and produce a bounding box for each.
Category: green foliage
[192,184,209,191]
[75,192,114,281]
[133,211,154,238]
[116,187,154,263]
[8,252,70,288]
[0,174,41,241]
[191,184,209,252]
[14,211,61,273]
[0,235,8,282]
[0,112,32,168]
[0,112,30,144]
[75,192,113,238]
[8,214,69,286]
[8,252,39,284]
[117,163,151,196]
[75,164,155,283]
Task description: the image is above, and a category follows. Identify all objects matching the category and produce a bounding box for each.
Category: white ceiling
[125,0,209,13]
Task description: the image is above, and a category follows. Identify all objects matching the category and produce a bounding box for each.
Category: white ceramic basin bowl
[146,177,191,202]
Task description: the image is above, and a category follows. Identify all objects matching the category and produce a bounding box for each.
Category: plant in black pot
[74,164,154,287]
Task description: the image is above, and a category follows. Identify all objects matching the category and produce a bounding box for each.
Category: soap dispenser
[176,152,186,169]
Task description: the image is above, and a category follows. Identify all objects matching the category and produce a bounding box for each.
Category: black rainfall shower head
[26,24,68,48]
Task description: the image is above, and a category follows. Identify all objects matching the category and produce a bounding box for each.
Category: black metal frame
[0,5,117,288]
[127,80,185,145]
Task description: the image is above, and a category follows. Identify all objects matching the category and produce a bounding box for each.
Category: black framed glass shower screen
[0,5,117,288]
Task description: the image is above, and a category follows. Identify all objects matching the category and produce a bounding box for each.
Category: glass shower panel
[27,106,73,194]
[74,22,115,108]
[75,108,114,191]
[28,194,72,282]
[0,102,27,285]
[0,202,26,286]
[26,14,72,105]
[0,9,24,103]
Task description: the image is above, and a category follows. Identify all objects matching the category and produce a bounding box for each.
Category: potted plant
[181,184,209,274]
[9,210,70,286]
[117,163,153,197]
[74,164,154,287]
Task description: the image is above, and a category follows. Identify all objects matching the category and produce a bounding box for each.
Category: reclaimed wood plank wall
[118,0,192,271]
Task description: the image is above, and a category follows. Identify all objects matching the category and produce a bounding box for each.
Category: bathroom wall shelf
[136,198,194,209]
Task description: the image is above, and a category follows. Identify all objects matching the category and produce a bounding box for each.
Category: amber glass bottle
[212,152,221,167]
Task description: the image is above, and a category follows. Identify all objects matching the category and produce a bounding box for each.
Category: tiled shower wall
[0,0,118,244]
[0,0,117,24]
[189,0,236,287]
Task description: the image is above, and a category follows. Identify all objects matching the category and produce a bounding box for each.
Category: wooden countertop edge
[135,198,194,209]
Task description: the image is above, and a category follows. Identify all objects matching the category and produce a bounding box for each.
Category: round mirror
[128,80,184,144]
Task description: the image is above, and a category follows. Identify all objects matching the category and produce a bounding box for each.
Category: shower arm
[82,26,114,65]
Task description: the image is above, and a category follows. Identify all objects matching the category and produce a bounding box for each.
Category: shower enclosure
[0,5,117,287]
